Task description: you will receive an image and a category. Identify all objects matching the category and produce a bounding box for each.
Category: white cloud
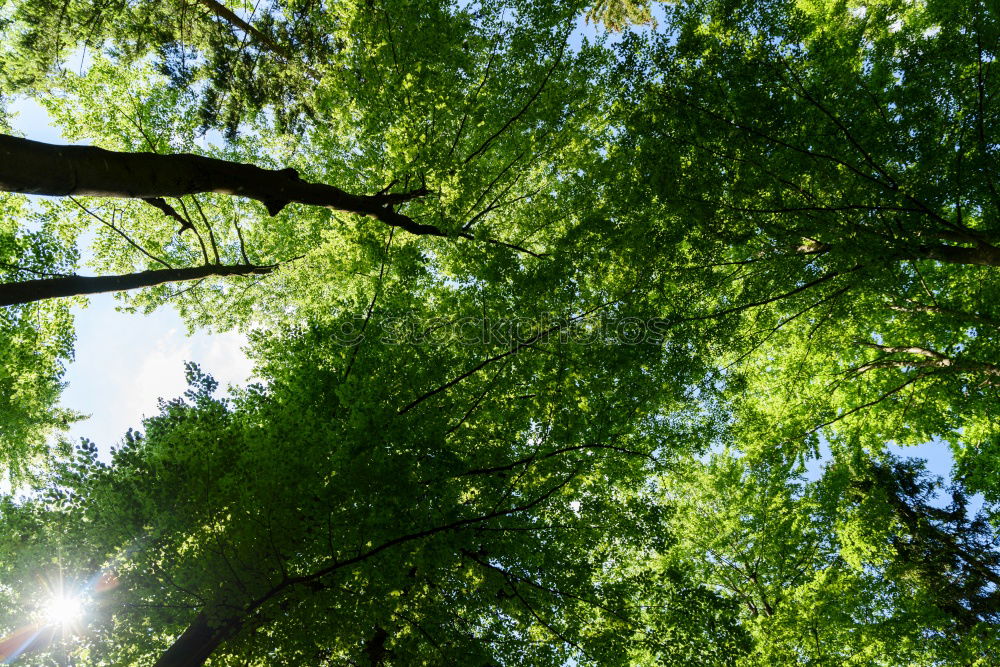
[195,331,255,391]
[61,296,253,455]
[124,328,193,421]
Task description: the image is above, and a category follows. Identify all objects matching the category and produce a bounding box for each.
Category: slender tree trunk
[0,264,273,307]
[194,0,292,60]
[153,612,242,667]
[364,627,391,666]
[0,135,439,236]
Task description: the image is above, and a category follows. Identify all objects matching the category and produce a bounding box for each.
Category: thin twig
[69,197,173,269]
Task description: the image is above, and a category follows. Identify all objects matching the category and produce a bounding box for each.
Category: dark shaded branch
[444,362,509,436]
[447,36,500,160]
[0,261,73,278]
[210,467,584,647]
[458,443,651,478]
[668,265,862,325]
[723,284,852,371]
[461,149,529,230]
[974,14,1000,211]
[232,215,252,264]
[507,581,593,661]
[344,228,394,380]
[476,235,547,258]
[716,203,922,216]
[176,198,212,265]
[462,40,566,166]
[397,304,607,414]
[143,197,195,234]
[796,374,928,441]
[774,53,899,188]
[363,627,391,666]
[191,196,222,265]
[153,611,241,667]
[914,243,1000,267]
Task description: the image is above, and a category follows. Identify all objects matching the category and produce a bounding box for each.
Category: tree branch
[0,134,439,236]
[0,263,275,307]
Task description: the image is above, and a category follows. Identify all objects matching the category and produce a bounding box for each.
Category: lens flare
[41,595,83,627]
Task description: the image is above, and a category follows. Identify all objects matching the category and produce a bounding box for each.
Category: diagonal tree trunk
[150,472,578,667]
[194,0,293,60]
[0,264,274,307]
[0,134,440,237]
[364,626,391,666]
[153,612,243,667]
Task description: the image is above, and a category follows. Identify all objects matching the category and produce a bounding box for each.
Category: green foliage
[659,451,1000,665]
[0,310,711,664]
[610,0,1000,475]
[0,0,324,135]
[586,0,661,31]
[0,194,78,479]
[0,0,998,664]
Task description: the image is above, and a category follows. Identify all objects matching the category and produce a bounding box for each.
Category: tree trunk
[153,612,242,667]
[0,135,440,236]
[0,264,273,307]
[194,0,292,60]
[364,626,391,666]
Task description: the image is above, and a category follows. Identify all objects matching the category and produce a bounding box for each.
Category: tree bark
[364,626,391,666]
[0,264,273,307]
[0,134,440,236]
[153,612,242,667]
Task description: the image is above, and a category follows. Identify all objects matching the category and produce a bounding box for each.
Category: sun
[42,594,84,627]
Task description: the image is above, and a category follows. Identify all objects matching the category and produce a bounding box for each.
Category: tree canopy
[0,0,998,665]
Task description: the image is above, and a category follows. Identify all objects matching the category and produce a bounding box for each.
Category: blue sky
[8,97,253,455]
